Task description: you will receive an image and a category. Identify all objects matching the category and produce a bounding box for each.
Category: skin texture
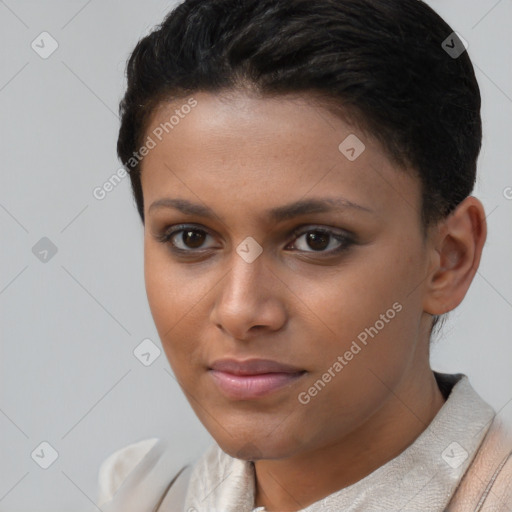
[140,90,486,511]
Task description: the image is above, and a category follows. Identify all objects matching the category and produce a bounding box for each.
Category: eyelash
[155,223,354,257]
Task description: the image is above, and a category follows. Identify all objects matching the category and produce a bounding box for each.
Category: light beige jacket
[96,372,512,511]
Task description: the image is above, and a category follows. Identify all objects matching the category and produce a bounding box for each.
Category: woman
[96,0,512,510]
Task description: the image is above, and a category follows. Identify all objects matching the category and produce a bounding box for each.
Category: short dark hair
[117,0,482,229]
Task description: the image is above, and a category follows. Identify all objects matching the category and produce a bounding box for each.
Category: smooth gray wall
[1,1,511,510]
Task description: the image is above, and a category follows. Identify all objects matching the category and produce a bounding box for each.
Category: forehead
[140,90,421,223]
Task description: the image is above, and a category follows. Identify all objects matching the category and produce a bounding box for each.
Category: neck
[254,368,446,512]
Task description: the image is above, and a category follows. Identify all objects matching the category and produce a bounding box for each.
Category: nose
[210,249,287,341]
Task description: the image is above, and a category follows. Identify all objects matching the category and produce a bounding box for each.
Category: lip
[208,358,306,400]
[209,358,304,375]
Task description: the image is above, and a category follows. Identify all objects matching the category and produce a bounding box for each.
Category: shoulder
[96,437,160,507]
[476,424,512,511]
[448,417,512,511]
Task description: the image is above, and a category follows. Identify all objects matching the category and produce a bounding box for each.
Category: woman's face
[141,90,435,460]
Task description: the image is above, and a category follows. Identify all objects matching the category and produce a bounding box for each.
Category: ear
[423,196,487,315]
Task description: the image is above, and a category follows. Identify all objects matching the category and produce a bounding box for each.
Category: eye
[156,224,353,256]
[287,226,353,254]
[156,224,216,253]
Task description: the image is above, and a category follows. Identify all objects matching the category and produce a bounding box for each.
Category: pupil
[184,230,205,248]
[307,232,329,251]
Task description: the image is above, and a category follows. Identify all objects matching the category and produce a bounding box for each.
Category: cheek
[143,242,213,374]
[304,253,412,342]
[144,240,197,319]
[144,244,189,351]
[299,245,423,386]
[144,244,172,325]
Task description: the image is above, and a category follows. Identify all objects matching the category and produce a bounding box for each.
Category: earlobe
[423,196,487,315]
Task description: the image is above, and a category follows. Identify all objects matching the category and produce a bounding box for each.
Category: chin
[216,433,301,462]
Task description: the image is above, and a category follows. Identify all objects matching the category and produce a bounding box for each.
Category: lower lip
[209,370,306,400]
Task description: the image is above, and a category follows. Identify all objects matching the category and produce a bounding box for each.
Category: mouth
[208,358,307,400]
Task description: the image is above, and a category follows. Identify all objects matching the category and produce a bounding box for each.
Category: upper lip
[208,358,305,375]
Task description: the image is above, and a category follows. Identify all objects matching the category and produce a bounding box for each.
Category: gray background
[0,1,511,510]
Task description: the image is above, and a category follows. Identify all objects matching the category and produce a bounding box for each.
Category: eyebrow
[148,196,374,222]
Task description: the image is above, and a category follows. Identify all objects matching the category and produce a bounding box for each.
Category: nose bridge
[223,242,266,304]
[211,241,286,337]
